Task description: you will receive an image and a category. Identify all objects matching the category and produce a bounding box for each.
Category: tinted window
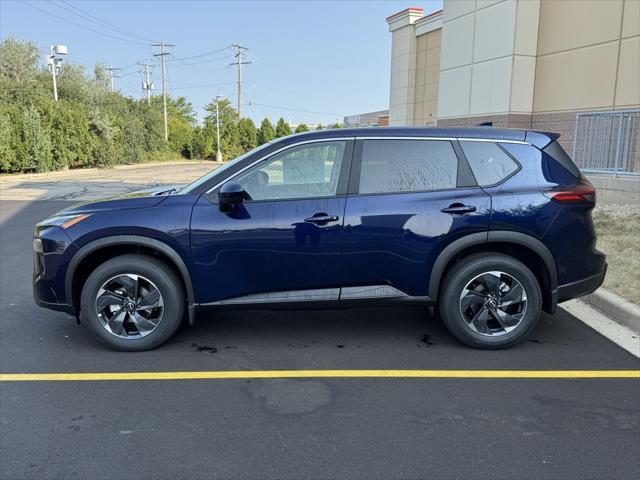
[460,141,519,186]
[359,140,458,194]
[542,141,580,178]
[234,141,346,201]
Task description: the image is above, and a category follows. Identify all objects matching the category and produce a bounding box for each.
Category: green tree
[0,36,39,82]
[220,121,243,159]
[330,123,342,129]
[50,101,91,169]
[21,106,53,172]
[295,123,309,133]
[315,124,324,131]
[93,63,111,90]
[0,107,23,172]
[204,98,237,129]
[275,117,292,137]
[257,118,275,145]
[192,123,215,159]
[237,117,257,152]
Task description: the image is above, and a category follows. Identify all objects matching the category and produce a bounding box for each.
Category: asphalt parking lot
[1,191,639,478]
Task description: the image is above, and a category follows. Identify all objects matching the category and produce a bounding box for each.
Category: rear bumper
[557,262,607,303]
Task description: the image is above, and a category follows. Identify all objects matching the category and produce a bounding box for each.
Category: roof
[280,127,559,148]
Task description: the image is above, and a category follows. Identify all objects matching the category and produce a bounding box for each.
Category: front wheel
[80,254,185,351]
[438,253,542,349]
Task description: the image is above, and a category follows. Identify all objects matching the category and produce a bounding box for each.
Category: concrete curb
[582,288,640,333]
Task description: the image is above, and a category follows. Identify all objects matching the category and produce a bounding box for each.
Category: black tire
[80,254,185,351]
[438,253,542,349]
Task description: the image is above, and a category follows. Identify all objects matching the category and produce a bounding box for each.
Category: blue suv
[33,128,607,350]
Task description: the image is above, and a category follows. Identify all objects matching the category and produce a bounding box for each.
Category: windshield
[180,141,277,194]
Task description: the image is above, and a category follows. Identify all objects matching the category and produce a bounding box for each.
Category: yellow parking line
[1,370,639,382]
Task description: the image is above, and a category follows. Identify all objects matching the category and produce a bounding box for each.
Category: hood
[55,184,184,215]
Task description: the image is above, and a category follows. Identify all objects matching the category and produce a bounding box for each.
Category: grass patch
[592,205,640,305]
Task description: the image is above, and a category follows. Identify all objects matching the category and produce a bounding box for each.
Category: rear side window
[460,141,519,186]
[542,141,581,178]
[359,140,458,194]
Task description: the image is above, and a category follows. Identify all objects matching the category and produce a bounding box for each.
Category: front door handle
[304,213,339,224]
[441,204,476,215]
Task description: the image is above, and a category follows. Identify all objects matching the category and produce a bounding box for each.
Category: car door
[190,139,354,306]
[340,138,491,302]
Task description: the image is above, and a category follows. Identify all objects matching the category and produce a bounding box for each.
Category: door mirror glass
[218,181,245,212]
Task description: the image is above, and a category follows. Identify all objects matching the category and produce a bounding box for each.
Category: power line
[53,0,159,44]
[168,54,235,67]
[18,0,150,46]
[171,81,235,90]
[168,46,233,63]
[246,102,342,118]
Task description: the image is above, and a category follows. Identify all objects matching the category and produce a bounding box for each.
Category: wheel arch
[429,231,558,313]
[65,235,196,314]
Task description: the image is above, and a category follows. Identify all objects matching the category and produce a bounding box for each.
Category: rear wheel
[80,254,185,351]
[438,253,541,349]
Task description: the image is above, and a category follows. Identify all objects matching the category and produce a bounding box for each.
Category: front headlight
[37,213,92,230]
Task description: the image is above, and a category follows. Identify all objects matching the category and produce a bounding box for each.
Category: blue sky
[1,0,442,125]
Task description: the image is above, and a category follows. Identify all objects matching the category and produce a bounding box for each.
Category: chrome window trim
[205,135,531,193]
[353,136,530,145]
[457,138,530,145]
[205,137,355,193]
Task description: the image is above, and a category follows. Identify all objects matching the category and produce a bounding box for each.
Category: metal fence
[572,109,640,175]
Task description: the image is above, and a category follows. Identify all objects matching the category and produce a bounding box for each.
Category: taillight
[544,178,596,204]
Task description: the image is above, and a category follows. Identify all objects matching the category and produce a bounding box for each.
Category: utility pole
[107,66,122,92]
[215,95,223,162]
[229,44,251,118]
[153,42,174,141]
[138,60,154,105]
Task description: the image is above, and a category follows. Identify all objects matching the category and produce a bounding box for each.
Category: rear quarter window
[459,141,519,186]
[542,141,581,178]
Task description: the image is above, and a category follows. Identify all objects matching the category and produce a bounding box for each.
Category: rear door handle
[440,204,476,215]
[304,214,339,224]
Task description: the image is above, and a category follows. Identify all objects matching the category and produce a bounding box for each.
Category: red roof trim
[386,7,424,22]
[415,9,443,23]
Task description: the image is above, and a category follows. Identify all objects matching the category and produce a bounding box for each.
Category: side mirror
[218,181,245,212]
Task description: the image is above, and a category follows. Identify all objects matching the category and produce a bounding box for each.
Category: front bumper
[557,262,607,303]
[32,226,78,315]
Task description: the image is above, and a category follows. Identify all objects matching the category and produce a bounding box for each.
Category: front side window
[358,140,458,194]
[460,141,519,186]
[234,141,346,201]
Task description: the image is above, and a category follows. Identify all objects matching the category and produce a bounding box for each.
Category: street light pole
[215,95,223,163]
[50,52,59,102]
[47,45,67,101]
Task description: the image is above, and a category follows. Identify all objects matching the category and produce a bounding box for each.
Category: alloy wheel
[95,274,164,339]
[459,271,527,337]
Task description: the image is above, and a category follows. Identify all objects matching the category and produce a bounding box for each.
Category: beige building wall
[387,0,639,147]
[436,0,540,126]
[387,8,443,126]
[413,27,441,125]
[387,8,423,126]
[531,0,640,150]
